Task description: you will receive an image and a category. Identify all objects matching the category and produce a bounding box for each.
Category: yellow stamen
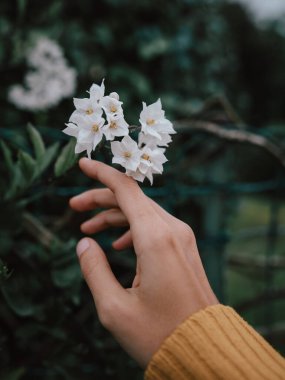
[110,105,117,113]
[142,153,150,161]
[124,151,132,159]
[92,124,99,132]
[146,118,155,126]
[110,121,117,129]
[86,108,93,115]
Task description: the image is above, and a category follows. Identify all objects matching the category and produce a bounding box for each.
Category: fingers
[81,209,128,234]
[79,158,154,225]
[76,238,127,311]
[70,188,117,212]
[112,230,133,251]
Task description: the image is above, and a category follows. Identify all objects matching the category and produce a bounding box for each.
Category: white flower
[141,146,167,174]
[89,80,105,103]
[139,99,176,140]
[76,114,105,150]
[103,114,129,141]
[100,95,123,117]
[63,113,105,157]
[8,36,77,112]
[63,122,78,138]
[125,168,145,183]
[126,146,168,184]
[138,131,172,148]
[111,135,141,172]
[63,122,93,159]
[70,80,104,120]
[63,81,174,184]
[75,141,93,159]
[109,92,119,100]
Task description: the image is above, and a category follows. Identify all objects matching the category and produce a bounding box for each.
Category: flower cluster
[63,80,176,184]
[9,36,76,111]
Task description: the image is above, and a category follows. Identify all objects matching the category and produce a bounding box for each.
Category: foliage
[1,0,285,379]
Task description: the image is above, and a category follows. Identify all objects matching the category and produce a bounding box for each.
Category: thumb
[76,238,126,315]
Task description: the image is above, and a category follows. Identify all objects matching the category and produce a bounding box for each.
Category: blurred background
[0,0,285,379]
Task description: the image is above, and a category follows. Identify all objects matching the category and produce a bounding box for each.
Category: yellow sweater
[145,305,285,380]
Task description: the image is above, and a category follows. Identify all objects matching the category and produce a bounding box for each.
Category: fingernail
[77,238,90,257]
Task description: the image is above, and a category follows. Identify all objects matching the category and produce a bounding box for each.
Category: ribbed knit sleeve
[145,305,285,380]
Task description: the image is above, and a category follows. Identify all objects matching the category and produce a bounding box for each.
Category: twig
[228,255,285,270]
[198,94,245,127]
[22,212,61,248]
[230,225,285,240]
[175,120,285,169]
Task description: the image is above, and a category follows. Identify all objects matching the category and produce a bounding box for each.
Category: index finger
[79,158,154,225]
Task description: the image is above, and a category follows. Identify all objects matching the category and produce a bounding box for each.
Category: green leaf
[38,142,59,174]
[18,150,36,181]
[0,140,14,173]
[54,139,77,177]
[1,286,39,317]
[52,262,81,288]
[5,166,24,199]
[27,124,45,160]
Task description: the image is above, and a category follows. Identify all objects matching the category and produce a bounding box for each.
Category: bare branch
[228,255,285,270]
[175,120,285,169]
[198,94,245,127]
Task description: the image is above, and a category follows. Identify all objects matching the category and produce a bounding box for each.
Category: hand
[70,158,218,368]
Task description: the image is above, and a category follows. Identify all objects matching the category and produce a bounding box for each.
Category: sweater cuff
[145,304,285,380]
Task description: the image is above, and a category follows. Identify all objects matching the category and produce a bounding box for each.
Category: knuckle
[91,193,98,207]
[152,227,176,249]
[101,212,110,227]
[97,298,121,329]
[180,222,195,238]
[180,222,195,241]
[100,209,115,226]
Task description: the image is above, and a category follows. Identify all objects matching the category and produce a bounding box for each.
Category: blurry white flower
[27,37,64,69]
[139,99,176,140]
[100,95,123,117]
[103,114,129,141]
[8,36,77,112]
[138,131,172,148]
[111,135,141,171]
